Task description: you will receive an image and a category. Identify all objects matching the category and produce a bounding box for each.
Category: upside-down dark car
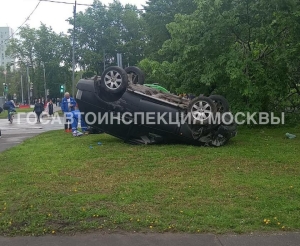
[76,66,237,146]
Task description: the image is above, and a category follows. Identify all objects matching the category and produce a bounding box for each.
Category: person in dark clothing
[33,99,44,123]
[46,99,54,117]
[4,100,16,122]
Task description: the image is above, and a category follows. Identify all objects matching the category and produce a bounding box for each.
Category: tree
[142,0,197,61]
[67,0,146,75]
[6,24,72,100]
[150,0,300,113]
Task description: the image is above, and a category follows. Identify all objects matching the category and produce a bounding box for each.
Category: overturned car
[76,66,237,146]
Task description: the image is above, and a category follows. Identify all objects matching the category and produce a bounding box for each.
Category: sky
[0,0,147,35]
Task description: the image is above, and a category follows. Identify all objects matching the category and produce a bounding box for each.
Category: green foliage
[67,0,146,74]
[4,0,300,116]
[143,0,300,114]
[138,58,182,93]
[6,24,72,100]
[142,0,197,61]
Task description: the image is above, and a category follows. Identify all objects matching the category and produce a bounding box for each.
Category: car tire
[124,66,145,85]
[209,95,230,113]
[101,66,128,94]
[187,96,217,125]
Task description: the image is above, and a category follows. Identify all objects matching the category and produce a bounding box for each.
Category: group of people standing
[33,92,89,136]
[1,93,88,136]
[33,99,54,123]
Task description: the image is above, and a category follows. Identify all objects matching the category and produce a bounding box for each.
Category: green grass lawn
[0,112,7,119]
[0,108,63,119]
[0,108,34,119]
[0,126,300,236]
[16,108,35,113]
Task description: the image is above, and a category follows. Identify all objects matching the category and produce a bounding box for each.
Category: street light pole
[42,63,47,103]
[21,74,24,104]
[72,0,77,97]
[3,71,7,99]
[26,64,30,105]
[2,83,5,99]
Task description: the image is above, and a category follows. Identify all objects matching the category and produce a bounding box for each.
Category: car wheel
[124,66,145,85]
[209,95,230,113]
[101,66,128,94]
[187,96,217,125]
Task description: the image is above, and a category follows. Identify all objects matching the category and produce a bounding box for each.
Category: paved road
[0,108,63,152]
[0,232,300,246]
[0,108,300,246]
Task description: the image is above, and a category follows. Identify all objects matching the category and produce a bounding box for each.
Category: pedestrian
[46,99,54,117]
[69,103,89,137]
[61,92,76,132]
[33,99,44,123]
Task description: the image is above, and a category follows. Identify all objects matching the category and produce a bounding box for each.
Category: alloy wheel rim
[104,70,123,90]
[191,101,212,121]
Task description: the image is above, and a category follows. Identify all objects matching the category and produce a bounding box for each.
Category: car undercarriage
[76,66,237,146]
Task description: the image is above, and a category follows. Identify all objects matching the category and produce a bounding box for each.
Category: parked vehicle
[75,66,237,146]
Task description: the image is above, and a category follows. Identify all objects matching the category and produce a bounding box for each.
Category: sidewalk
[0,231,299,246]
[0,105,63,152]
